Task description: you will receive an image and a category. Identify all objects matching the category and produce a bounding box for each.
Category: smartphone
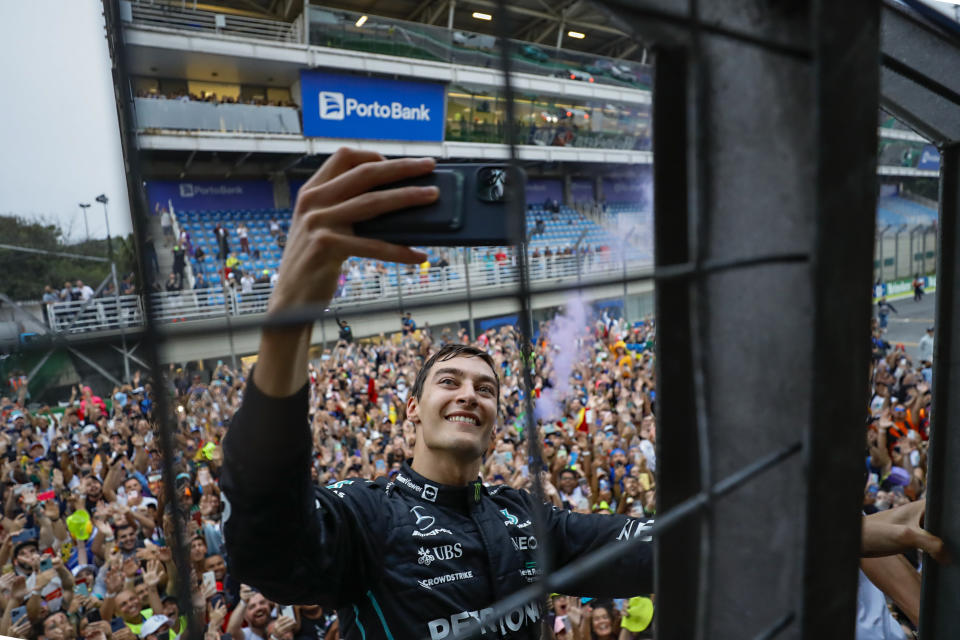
[85,609,103,624]
[75,582,89,597]
[39,557,53,572]
[110,618,127,633]
[13,483,33,497]
[37,489,56,502]
[375,459,386,474]
[353,165,522,246]
[281,605,295,620]
[10,605,28,624]
[202,571,217,594]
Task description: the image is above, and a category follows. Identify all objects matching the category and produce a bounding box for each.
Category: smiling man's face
[407,354,498,463]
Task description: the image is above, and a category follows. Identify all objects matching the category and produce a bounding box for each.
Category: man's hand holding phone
[254,149,436,399]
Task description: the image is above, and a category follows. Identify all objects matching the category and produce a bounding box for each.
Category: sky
[0,0,132,244]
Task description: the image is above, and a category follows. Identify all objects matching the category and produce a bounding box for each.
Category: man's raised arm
[220,148,439,604]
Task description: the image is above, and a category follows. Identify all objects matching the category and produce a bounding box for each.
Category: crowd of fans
[135,90,297,109]
[41,280,137,306]
[0,295,936,640]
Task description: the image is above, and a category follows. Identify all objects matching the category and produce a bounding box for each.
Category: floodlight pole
[96,194,114,263]
[79,203,91,241]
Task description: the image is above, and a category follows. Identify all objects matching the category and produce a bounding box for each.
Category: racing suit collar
[393,461,485,508]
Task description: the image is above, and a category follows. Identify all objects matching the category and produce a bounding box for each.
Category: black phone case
[353,164,523,247]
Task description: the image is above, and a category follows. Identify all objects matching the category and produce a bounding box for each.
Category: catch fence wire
[91,0,817,638]
[103,1,204,639]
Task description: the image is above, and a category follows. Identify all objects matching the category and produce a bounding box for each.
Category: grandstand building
[1,0,942,394]
[107,0,660,360]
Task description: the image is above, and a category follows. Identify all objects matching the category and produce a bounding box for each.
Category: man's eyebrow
[432,367,498,386]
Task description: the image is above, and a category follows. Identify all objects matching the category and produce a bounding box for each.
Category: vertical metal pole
[910,226,918,278]
[651,45,700,640]
[919,143,960,639]
[922,226,928,274]
[100,2,198,636]
[395,263,405,312]
[895,224,905,280]
[801,1,880,637]
[462,247,476,340]
[218,259,238,371]
[574,229,586,288]
[80,203,91,241]
[878,228,886,281]
[302,0,310,44]
[621,245,628,324]
[112,263,130,383]
[555,15,564,50]
[447,0,455,29]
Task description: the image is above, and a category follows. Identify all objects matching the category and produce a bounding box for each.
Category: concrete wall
[157,279,654,364]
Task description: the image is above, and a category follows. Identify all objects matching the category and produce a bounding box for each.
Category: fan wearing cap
[139,614,171,640]
[12,530,74,620]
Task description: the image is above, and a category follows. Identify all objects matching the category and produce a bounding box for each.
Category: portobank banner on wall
[300,70,446,142]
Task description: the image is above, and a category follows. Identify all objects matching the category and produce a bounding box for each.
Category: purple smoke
[535,296,589,424]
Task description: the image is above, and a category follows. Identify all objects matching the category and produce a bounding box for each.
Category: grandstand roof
[186,0,647,61]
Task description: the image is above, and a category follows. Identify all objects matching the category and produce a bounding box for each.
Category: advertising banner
[602,174,652,205]
[300,70,446,142]
[570,179,595,203]
[917,145,941,171]
[146,180,275,213]
[525,179,563,205]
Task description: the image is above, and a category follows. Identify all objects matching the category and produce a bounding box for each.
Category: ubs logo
[319,92,345,120]
[418,543,463,565]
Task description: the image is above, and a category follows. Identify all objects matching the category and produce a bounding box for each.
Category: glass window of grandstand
[132,76,300,134]
[445,84,651,151]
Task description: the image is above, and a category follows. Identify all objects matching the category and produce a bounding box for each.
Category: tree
[0,215,136,300]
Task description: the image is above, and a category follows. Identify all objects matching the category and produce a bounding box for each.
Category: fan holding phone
[9,530,72,617]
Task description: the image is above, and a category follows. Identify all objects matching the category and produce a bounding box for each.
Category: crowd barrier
[45,251,650,334]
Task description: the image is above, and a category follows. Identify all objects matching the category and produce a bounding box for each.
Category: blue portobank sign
[300,70,446,142]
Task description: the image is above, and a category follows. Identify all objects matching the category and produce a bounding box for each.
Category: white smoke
[606,174,654,266]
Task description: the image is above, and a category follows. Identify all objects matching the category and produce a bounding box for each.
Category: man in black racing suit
[220,149,654,639]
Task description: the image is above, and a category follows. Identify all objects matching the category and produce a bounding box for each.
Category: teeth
[448,415,478,425]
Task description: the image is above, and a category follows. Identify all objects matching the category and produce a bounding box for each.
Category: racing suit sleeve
[536,497,654,597]
[220,377,384,606]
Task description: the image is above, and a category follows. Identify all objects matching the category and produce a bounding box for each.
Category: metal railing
[44,250,650,334]
[129,1,300,43]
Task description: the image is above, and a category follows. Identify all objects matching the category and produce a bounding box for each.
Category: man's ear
[406,395,420,425]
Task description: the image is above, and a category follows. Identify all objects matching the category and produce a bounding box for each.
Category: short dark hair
[411,344,499,408]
